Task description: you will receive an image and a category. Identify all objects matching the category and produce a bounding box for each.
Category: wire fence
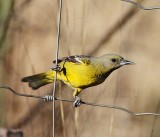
[1,85,160,117]
[1,0,160,137]
[52,0,62,136]
[122,0,160,10]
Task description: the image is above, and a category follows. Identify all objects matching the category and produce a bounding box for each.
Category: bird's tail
[21,70,55,90]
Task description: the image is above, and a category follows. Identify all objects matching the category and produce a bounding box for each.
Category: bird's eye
[111,58,116,62]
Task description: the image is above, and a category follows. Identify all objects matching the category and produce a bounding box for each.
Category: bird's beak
[120,60,135,66]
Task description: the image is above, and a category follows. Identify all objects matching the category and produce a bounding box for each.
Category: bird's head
[100,54,134,71]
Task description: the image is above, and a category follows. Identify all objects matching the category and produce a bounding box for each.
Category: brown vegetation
[1,0,160,137]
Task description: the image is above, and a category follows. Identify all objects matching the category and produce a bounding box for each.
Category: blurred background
[0,0,160,137]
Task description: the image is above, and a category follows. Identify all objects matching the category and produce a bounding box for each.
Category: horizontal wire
[122,0,160,10]
[0,85,160,116]
[0,85,43,99]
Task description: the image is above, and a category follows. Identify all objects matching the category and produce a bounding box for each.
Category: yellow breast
[57,61,101,89]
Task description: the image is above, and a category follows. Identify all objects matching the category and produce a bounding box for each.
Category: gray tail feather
[21,73,52,90]
[21,72,47,82]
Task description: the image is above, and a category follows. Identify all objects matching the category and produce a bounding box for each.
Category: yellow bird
[21,54,134,107]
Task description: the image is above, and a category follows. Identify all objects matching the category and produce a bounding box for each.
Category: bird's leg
[73,89,82,107]
[73,96,81,107]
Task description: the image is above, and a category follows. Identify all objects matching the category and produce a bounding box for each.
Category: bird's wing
[52,57,67,64]
[53,55,91,65]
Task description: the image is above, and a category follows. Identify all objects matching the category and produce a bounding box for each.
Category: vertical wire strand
[53,0,62,137]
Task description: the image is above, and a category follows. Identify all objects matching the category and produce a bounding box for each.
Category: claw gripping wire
[51,65,61,72]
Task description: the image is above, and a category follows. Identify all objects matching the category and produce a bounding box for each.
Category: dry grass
[1,0,160,137]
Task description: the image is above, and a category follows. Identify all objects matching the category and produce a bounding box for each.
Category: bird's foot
[73,96,81,107]
[51,65,61,72]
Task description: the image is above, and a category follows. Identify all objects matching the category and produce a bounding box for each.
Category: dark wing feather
[53,55,92,65]
[53,57,67,64]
